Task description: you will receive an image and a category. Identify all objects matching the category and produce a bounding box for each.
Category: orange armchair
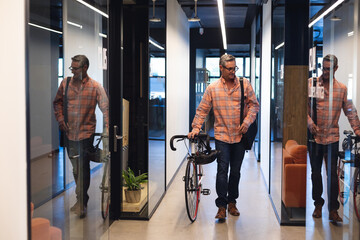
[31,203,62,240]
[282,140,307,208]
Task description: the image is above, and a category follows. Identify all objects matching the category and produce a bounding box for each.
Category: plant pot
[125,189,141,203]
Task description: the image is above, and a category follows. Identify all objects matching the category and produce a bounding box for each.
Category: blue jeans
[309,141,340,211]
[215,140,246,208]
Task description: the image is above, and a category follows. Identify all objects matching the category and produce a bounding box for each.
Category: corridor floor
[104,151,307,240]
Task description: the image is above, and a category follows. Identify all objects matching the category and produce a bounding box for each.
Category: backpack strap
[240,77,244,125]
[63,77,71,124]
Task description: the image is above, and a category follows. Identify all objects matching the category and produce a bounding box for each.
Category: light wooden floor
[105,151,304,240]
[34,148,360,239]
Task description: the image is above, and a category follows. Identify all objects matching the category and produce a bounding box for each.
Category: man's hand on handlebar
[355,129,360,137]
[188,129,200,139]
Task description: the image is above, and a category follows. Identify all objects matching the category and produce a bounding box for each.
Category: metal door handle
[113,125,123,152]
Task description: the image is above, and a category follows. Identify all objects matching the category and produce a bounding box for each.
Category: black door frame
[108,0,123,220]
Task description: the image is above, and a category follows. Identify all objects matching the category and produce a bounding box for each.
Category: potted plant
[122,167,148,203]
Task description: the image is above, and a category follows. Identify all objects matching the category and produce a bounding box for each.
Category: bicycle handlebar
[344,130,353,135]
[170,133,210,151]
[94,133,109,138]
[343,130,360,141]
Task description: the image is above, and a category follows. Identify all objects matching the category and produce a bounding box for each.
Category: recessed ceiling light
[188,0,201,22]
[150,0,161,23]
[330,15,342,21]
[188,17,201,22]
[150,17,161,22]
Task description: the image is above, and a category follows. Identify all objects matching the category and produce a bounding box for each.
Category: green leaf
[122,167,148,190]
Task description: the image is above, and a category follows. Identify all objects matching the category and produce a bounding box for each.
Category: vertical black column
[123,0,149,175]
[284,0,309,66]
[283,0,309,145]
[108,0,123,219]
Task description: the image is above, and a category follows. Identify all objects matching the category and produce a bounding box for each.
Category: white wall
[166,0,190,186]
[260,1,272,189]
[323,0,360,144]
[0,0,27,239]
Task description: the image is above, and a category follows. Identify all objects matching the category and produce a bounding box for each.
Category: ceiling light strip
[149,39,164,50]
[308,0,344,28]
[217,0,227,50]
[99,33,107,38]
[275,42,284,50]
[67,21,83,29]
[76,0,109,18]
[28,23,63,34]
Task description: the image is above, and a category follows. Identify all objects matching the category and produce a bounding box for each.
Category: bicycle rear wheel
[184,160,200,222]
[338,159,349,205]
[101,158,111,220]
[353,168,360,222]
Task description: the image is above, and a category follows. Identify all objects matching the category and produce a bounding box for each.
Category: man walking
[54,55,109,218]
[308,54,360,223]
[188,54,259,221]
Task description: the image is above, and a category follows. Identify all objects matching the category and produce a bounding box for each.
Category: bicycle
[170,133,220,222]
[337,130,360,221]
[93,133,111,220]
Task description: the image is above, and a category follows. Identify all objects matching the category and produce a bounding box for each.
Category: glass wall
[28,0,110,239]
[119,0,166,220]
[148,0,166,216]
[308,0,360,236]
[269,0,285,223]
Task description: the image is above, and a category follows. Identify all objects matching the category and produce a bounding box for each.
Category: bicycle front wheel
[338,159,349,205]
[184,160,200,222]
[101,158,111,220]
[353,168,360,222]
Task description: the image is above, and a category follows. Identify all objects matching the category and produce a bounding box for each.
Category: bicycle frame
[338,130,360,222]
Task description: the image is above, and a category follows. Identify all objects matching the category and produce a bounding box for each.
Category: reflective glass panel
[29,0,110,238]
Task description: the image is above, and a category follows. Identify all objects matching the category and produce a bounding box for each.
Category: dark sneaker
[215,207,226,220]
[228,203,240,216]
[70,201,80,212]
[329,210,342,223]
[76,206,87,219]
[312,204,322,218]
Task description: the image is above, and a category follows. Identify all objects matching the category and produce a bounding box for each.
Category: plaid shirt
[192,77,259,144]
[53,76,109,141]
[308,76,360,144]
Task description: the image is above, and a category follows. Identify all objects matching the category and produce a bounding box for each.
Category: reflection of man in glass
[188,54,259,221]
[53,55,109,218]
[308,54,360,223]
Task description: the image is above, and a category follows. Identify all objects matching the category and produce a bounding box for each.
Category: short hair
[219,54,236,67]
[323,54,338,68]
[71,55,89,68]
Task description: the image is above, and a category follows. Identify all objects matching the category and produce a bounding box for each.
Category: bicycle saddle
[195,149,221,165]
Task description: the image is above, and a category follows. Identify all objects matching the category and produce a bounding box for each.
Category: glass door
[28,0,111,239]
